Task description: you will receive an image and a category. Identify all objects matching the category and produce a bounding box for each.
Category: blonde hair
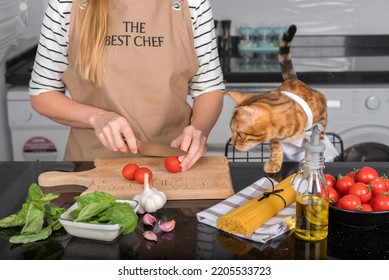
[76,0,108,86]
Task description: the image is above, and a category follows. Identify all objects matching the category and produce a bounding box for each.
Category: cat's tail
[278,24,298,81]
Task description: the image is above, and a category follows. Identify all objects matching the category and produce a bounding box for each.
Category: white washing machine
[318,85,389,161]
[7,86,70,161]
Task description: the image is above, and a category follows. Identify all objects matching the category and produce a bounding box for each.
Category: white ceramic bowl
[59,199,139,241]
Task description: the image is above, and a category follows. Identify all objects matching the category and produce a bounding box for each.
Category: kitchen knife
[137,140,187,157]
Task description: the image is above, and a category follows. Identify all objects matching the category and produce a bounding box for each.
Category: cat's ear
[228,91,248,105]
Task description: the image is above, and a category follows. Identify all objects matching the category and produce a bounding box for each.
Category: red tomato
[359,204,374,212]
[334,199,342,209]
[328,187,340,205]
[345,170,357,180]
[373,195,389,211]
[369,177,389,196]
[324,174,337,189]
[134,167,153,184]
[384,175,389,189]
[164,156,182,173]
[122,163,139,181]
[349,182,372,204]
[355,166,379,184]
[339,194,362,211]
[335,175,355,195]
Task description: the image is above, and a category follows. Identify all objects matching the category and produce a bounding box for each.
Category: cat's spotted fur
[228,25,327,173]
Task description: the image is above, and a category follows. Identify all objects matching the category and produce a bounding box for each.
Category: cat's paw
[264,161,282,174]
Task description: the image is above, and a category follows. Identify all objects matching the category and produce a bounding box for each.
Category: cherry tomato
[134,167,153,184]
[339,194,362,211]
[324,174,336,189]
[383,175,389,189]
[164,156,182,173]
[334,199,342,209]
[349,182,372,204]
[345,170,357,180]
[122,163,139,181]
[328,187,340,205]
[335,175,355,195]
[369,177,389,196]
[373,195,389,211]
[355,166,379,184]
[359,204,374,212]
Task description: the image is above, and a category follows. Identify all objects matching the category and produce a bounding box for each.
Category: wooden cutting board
[38,156,235,200]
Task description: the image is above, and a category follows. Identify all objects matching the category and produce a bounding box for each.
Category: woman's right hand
[31,91,139,154]
[90,110,138,154]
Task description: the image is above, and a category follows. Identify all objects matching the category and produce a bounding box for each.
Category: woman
[29,0,224,171]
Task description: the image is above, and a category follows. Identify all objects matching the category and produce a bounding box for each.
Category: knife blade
[137,140,187,157]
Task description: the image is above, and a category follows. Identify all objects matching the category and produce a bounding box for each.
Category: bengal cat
[228,25,328,173]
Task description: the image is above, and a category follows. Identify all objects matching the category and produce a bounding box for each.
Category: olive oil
[294,124,329,242]
[295,194,329,241]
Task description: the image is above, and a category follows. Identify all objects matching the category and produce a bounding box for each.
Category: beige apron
[62,0,199,161]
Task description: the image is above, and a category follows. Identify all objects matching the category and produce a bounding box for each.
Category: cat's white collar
[281,90,313,129]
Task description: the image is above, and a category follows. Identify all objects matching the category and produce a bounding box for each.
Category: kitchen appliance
[7,85,70,161]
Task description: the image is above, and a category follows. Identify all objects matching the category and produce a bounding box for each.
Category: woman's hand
[31,91,139,154]
[170,125,207,171]
[90,110,138,154]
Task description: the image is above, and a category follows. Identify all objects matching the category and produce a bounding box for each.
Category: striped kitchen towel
[196,177,296,243]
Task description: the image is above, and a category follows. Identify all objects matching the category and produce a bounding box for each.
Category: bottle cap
[305,124,325,168]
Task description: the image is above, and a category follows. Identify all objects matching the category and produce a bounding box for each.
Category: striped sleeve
[188,0,225,98]
[29,0,72,95]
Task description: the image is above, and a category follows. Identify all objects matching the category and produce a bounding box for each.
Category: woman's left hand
[170,125,207,171]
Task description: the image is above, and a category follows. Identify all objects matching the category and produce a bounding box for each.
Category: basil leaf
[0,213,25,228]
[100,202,138,234]
[21,203,45,234]
[0,183,65,244]
[73,202,112,222]
[9,226,52,244]
[74,191,116,207]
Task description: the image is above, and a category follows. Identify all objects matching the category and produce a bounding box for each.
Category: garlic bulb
[133,173,167,214]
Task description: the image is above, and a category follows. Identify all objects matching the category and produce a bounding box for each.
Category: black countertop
[1,160,389,260]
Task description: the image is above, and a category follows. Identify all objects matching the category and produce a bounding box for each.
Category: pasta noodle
[216,174,298,236]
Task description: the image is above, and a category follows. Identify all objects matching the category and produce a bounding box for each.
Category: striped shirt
[29,0,225,98]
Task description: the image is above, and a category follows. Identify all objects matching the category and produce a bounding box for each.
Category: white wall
[210,0,389,36]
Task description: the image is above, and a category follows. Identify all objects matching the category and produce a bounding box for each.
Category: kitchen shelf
[238,45,278,54]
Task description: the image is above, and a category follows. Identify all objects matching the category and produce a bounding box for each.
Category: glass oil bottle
[294,124,329,241]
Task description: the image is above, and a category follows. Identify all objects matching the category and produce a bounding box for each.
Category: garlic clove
[158,220,176,232]
[143,230,158,241]
[143,213,157,226]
